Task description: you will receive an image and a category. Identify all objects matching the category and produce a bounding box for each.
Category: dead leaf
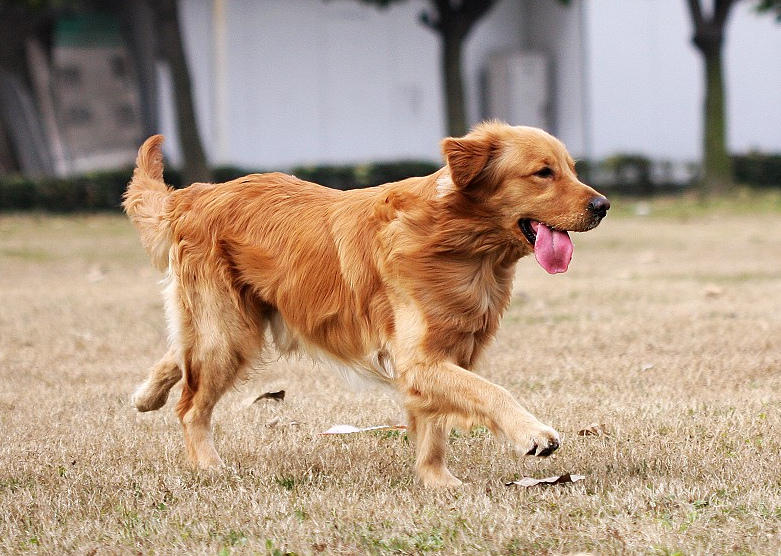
[704,283,724,298]
[577,422,610,437]
[319,424,406,435]
[265,417,300,428]
[265,417,281,428]
[506,473,585,488]
[253,390,285,403]
[86,264,107,283]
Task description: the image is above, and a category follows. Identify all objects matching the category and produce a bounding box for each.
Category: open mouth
[518,219,537,246]
[517,219,574,275]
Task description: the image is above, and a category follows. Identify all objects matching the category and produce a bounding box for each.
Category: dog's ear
[441,135,493,190]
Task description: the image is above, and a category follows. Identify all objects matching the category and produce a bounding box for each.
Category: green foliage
[291,160,440,190]
[274,474,297,491]
[0,168,182,212]
[264,539,299,556]
[578,154,696,196]
[218,529,247,551]
[732,152,781,187]
[211,166,265,183]
[0,171,127,212]
[360,160,442,186]
[0,160,442,212]
[603,153,654,195]
[291,165,360,190]
[2,151,779,212]
[756,0,781,21]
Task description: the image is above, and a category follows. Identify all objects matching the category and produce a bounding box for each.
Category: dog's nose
[588,196,610,219]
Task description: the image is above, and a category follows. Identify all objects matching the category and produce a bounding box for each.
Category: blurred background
[0,0,779,209]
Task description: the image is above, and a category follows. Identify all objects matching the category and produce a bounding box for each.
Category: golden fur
[124,122,609,487]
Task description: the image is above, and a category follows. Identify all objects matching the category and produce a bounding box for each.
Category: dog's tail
[123,135,173,272]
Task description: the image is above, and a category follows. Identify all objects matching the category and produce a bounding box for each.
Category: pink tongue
[533,222,573,274]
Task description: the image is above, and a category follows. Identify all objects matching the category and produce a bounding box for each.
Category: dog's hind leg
[132,347,182,412]
[175,349,239,469]
[171,283,266,469]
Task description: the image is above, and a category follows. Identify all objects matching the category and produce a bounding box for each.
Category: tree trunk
[118,0,159,139]
[701,47,731,195]
[441,30,467,137]
[687,0,735,197]
[422,0,497,138]
[0,5,52,173]
[154,0,210,185]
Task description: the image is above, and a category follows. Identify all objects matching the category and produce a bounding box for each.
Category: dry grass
[1,193,781,555]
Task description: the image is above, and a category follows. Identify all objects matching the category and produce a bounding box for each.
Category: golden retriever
[124,122,609,487]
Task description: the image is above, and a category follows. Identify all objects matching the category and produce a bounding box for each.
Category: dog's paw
[131,380,169,412]
[515,424,560,458]
[421,471,462,488]
[195,454,225,470]
[418,467,463,488]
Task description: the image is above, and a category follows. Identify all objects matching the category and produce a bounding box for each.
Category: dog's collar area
[518,219,536,246]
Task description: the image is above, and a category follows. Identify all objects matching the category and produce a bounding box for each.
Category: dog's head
[440,122,609,274]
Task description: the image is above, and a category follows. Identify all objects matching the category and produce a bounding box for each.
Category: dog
[123,122,609,487]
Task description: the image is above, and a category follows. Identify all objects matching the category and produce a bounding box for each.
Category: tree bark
[422,0,497,137]
[701,46,731,195]
[153,0,210,185]
[441,28,468,137]
[687,0,735,196]
[0,5,52,173]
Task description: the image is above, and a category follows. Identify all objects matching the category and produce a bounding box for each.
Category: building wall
[165,0,550,169]
[165,0,781,169]
[462,0,527,126]
[585,0,781,161]
[171,0,445,168]
[526,1,589,157]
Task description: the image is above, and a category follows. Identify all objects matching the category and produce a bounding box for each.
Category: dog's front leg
[400,362,560,487]
[406,410,462,487]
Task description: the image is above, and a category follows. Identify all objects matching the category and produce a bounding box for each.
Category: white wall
[585,0,781,162]
[164,0,781,169]
[166,0,560,169]
[527,1,589,157]
[462,0,526,126]
[726,2,781,154]
[172,0,444,169]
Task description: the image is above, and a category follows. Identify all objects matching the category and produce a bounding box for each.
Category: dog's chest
[419,257,515,366]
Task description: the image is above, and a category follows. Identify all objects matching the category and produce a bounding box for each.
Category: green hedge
[291,160,441,190]
[0,161,441,211]
[0,171,125,212]
[290,165,361,190]
[732,152,781,187]
[1,154,779,212]
[0,168,185,212]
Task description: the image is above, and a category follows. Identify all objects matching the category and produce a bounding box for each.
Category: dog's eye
[535,167,554,178]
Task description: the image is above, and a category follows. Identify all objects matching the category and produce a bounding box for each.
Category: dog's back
[169,173,392,364]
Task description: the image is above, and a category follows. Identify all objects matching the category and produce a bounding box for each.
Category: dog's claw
[536,439,559,457]
[525,435,559,457]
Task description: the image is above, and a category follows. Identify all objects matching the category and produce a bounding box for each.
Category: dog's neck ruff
[435,174,457,200]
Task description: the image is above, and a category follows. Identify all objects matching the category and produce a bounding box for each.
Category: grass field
[1,193,781,555]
